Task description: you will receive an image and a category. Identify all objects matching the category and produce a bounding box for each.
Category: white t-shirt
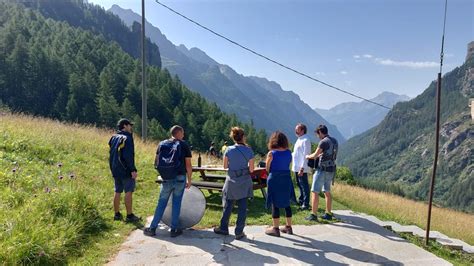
[291,134,312,173]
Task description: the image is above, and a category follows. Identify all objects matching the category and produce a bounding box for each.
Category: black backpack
[155,139,182,180]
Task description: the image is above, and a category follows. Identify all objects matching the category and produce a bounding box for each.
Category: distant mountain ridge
[109,5,345,143]
[315,92,410,139]
[338,54,473,212]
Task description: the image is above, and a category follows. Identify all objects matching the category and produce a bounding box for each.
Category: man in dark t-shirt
[144,125,192,238]
[305,125,338,222]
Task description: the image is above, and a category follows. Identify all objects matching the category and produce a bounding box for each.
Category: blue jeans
[295,172,310,207]
[219,198,247,235]
[149,175,186,230]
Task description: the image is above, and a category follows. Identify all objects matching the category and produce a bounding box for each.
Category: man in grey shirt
[305,125,338,221]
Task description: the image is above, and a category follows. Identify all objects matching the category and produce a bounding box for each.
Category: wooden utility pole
[426,0,447,246]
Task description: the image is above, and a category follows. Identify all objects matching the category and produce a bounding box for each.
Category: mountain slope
[0,0,267,153]
[21,0,161,68]
[315,92,410,139]
[109,5,345,143]
[338,56,474,212]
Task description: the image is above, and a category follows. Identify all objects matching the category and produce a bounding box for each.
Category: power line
[154,0,391,110]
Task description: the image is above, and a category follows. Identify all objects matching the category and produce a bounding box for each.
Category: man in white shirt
[291,123,312,210]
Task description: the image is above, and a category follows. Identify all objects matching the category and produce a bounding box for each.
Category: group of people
[207,141,228,159]
[108,118,338,239]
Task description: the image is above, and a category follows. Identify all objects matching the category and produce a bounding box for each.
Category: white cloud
[336,58,342,62]
[315,72,326,76]
[353,55,361,59]
[362,54,373,58]
[374,58,438,69]
[340,70,348,75]
[345,80,353,86]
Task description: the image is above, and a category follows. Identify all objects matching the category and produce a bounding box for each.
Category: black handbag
[307,158,319,169]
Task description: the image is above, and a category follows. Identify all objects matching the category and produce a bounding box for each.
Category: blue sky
[89,0,473,109]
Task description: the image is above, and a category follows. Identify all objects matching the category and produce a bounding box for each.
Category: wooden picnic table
[156,166,268,200]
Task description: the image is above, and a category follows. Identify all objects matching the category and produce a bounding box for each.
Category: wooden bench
[155,166,267,200]
[155,177,266,192]
[155,177,224,190]
[200,174,226,181]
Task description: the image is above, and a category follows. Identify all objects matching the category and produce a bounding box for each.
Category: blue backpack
[155,139,182,180]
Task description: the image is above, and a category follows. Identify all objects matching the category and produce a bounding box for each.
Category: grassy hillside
[0,113,344,264]
[0,113,159,264]
[332,184,474,245]
[1,113,473,264]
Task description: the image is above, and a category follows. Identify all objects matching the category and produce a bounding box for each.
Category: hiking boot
[143,227,157,236]
[125,213,141,223]
[305,213,318,222]
[265,227,280,237]
[213,227,229,236]
[321,212,333,220]
[280,225,293,235]
[113,212,123,221]
[235,232,246,240]
[170,229,183,238]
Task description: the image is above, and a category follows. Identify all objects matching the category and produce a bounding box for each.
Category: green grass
[0,113,344,265]
[2,113,472,265]
[197,188,347,229]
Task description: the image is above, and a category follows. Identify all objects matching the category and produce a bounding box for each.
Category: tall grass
[332,183,474,245]
[1,113,472,264]
[0,113,158,264]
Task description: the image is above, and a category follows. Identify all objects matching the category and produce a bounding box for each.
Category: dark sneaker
[235,232,246,240]
[170,229,183,238]
[125,213,141,223]
[213,227,229,236]
[280,225,293,235]
[143,227,157,236]
[305,213,318,222]
[114,212,123,221]
[265,227,280,237]
[321,212,333,220]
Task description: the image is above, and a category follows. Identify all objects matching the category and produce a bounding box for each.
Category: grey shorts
[311,170,335,193]
[114,176,136,193]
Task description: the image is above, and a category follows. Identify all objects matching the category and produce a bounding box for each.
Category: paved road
[108,210,450,265]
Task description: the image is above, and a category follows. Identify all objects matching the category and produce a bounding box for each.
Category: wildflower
[44,187,51,193]
[12,168,17,173]
[69,174,75,179]
[58,175,64,180]
[57,163,63,168]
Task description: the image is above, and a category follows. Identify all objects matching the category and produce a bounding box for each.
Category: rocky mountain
[338,51,474,212]
[109,5,345,143]
[315,92,410,139]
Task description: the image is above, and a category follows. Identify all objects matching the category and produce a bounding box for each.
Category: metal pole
[141,0,147,140]
[425,0,447,245]
[425,73,442,245]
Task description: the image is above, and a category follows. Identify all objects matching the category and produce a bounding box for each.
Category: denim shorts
[311,170,335,193]
[114,176,136,193]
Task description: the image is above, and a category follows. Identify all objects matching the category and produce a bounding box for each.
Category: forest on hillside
[338,57,473,212]
[0,1,268,153]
